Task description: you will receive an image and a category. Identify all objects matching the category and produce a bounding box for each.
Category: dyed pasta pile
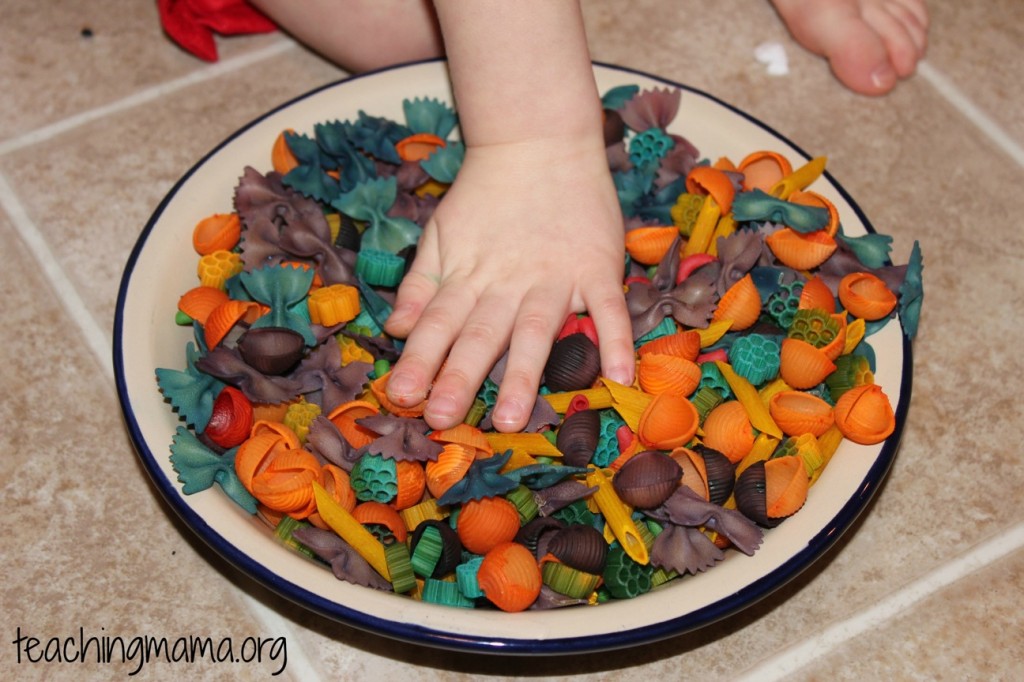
[157,84,922,611]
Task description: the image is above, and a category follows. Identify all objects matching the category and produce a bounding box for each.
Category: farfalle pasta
[156,83,922,612]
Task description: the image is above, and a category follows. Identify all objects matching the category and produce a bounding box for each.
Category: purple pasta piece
[618,87,682,133]
[195,346,302,404]
[650,524,725,575]
[354,414,443,462]
[291,527,392,591]
[234,167,357,285]
[389,190,439,227]
[626,263,719,340]
[306,416,360,471]
[523,395,561,433]
[338,330,401,363]
[529,585,590,610]
[650,233,684,291]
[533,479,598,517]
[393,159,431,192]
[648,486,763,556]
[714,230,764,296]
[289,341,372,414]
[817,238,908,296]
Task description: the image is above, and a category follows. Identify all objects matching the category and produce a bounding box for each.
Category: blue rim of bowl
[113,58,912,655]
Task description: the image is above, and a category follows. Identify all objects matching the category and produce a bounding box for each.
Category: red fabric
[158,0,278,62]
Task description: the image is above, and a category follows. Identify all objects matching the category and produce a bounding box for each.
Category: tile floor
[2,1,1022,679]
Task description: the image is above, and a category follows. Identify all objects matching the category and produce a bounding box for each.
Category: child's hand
[383,134,635,432]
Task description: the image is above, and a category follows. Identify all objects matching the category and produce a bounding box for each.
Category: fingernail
[383,305,411,333]
[870,64,896,91]
[604,365,634,387]
[425,393,459,423]
[387,372,419,401]
[491,397,526,430]
[386,304,411,324]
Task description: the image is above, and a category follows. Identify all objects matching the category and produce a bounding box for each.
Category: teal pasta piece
[732,188,830,232]
[402,97,458,139]
[239,264,317,346]
[331,176,422,254]
[156,341,225,432]
[898,240,924,339]
[168,426,257,514]
[729,333,781,386]
[602,543,653,599]
[419,141,465,183]
[836,227,893,269]
[350,453,398,504]
[601,84,640,111]
[437,450,518,506]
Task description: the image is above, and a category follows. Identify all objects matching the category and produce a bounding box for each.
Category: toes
[868,1,929,75]
[771,0,929,96]
[825,22,900,95]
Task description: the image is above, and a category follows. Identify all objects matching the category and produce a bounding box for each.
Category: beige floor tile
[278,2,1024,676]
[927,0,1024,147]
[1,0,288,144]
[789,546,1024,681]
[0,45,343,337]
[0,215,301,681]
[3,0,1023,679]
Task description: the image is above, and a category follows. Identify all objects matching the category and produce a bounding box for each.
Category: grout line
[733,520,1024,681]
[0,170,114,382]
[0,39,297,158]
[3,166,326,681]
[11,39,1012,682]
[1,36,325,679]
[917,61,1024,169]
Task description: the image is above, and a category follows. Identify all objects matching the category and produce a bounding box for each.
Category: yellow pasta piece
[398,498,446,531]
[843,317,867,355]
[197,249,243,290]
[312,482,390,580]
[542,386,614,413]
[758,377,792,408]
[714,361,783,439]
[682,194,722,257]
[307,283,360,326]
[706,214,737,257]
[602,379,654,432]
[810,425,845,486]
[485,433,562,458]
[696,319,732,348]
[585,467,649,565]
[734,432,781,477]
[769,156,827,199]
[325,213,342,244]
[500,448,539,472]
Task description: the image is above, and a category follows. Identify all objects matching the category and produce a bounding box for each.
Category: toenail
[871,64,897,91]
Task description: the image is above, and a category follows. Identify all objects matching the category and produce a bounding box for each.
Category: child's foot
[770,0,928,95]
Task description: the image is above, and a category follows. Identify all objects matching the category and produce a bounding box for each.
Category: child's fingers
[490,287,573,432]
[383,224,442,339]
[583,278,635,387]
[384,280,477,408]
[422,290,521,429]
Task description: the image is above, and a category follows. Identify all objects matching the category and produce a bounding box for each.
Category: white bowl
[114,60,911,654]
